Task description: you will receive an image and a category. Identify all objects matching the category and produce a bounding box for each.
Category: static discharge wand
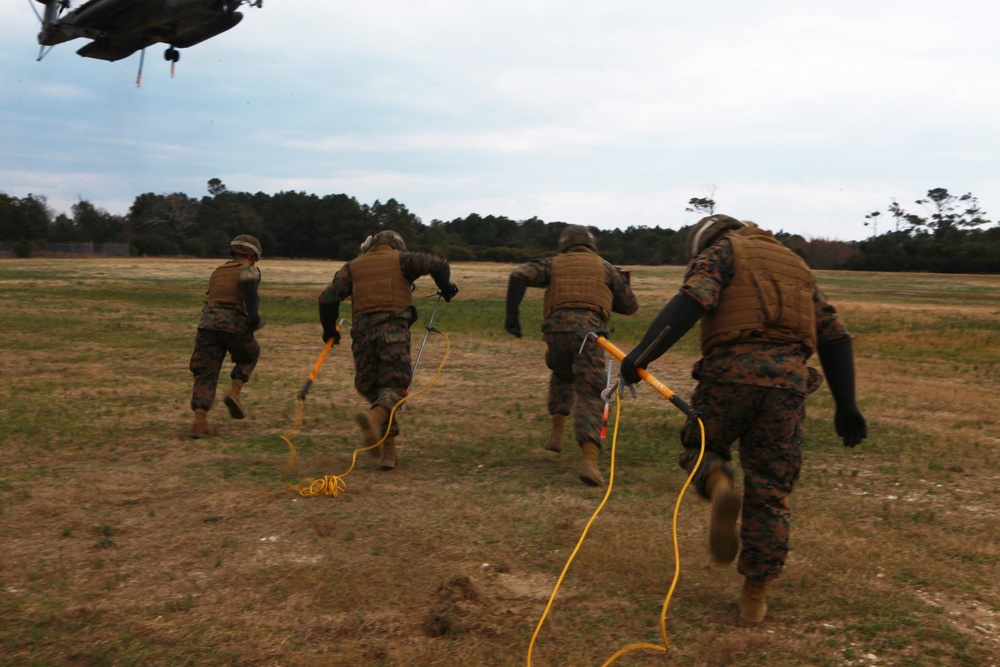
[409,291,445,389]
[528,330,705,666]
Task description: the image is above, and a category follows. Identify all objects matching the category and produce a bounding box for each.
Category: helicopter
[32,0,262,68]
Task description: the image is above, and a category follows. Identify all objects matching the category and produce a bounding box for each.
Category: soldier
[317,230,458,470]
[189,235,264,438]
[505,225,639,487]
[619,215,867,626]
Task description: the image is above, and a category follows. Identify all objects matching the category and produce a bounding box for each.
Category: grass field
[1,258,998,667]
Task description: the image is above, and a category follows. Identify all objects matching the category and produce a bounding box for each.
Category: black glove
[319,300,341,345]
[432,263,458,302]
[247,314,262,331]
[619,350,644,385]
[818,337,867,447]
[505,317,522,338]
[505,276,527,338]
[439,282,459,302]
[620,291,706,385]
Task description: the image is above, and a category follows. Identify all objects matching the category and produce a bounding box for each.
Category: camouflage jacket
[680,238,850,395]
[511,249,639,337]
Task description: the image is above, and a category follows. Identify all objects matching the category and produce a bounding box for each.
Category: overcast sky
[2,0,998,241]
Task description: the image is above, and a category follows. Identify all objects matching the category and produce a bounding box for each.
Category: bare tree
[686,185,718,216]
[914,188,990,236]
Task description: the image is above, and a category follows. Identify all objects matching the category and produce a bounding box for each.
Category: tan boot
[579,442,605,487]
[380,436,398,471]
[738,577,768,626]
[706,469,741,564]
[224,379,245,419]
[190,408,214,438]
[355,406,389,458]
[545,414,566,453]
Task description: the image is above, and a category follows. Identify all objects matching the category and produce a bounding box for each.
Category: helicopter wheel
[164,47,180,63]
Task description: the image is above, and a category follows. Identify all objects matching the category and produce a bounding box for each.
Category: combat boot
[579,441,605,487]
[706,469,741,564]
[545,414,566,453]
[224,379,245,419]
[738,576,768,626]
[380,435,398,471]
[355,405,389,458]
[190,408,214,438]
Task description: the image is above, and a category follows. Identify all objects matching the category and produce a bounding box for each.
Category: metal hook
[578,331,600,356]
[600,359,615,403]
[620,377,637,399]
[602,378,636,402]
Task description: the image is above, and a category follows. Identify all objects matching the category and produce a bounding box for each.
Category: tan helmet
[365,230,407,252]
[230,234,262,259]
[558,224,597,252]
[685,215,746,259]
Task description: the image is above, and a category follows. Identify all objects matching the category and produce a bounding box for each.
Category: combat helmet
[558,225,597,252]
[685,215,746,259]
[230,234,262,259]
[361,230,407,253]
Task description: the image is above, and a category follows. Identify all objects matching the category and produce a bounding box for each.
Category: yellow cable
[526,391,706,666]
[281,330,451,498]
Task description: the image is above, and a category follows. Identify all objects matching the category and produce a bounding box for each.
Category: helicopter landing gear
[164,46,179,78]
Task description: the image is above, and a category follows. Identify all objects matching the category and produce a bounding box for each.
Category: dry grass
[0,258,998,667]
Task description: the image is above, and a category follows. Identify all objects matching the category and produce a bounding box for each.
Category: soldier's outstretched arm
[318,300,341,344]
[505,276,528,338]
[818,337,867,447]
[240,279,262,331]
[620,290,705,384]
[431,262,459,301]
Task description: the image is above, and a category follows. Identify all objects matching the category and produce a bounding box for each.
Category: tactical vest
[544,250,613,321]
[700,230,817,355]
[207,260,246,306]
[350,246,413,317]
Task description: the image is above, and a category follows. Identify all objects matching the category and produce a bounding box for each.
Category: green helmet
[685,215,746,259]
[230,234,262,259]
[558,225,597,252]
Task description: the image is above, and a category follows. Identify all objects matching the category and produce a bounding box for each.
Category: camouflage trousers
[678,382,805,582]
[351,317,412,437]
[544,331,607,447]
[189,327,260,411]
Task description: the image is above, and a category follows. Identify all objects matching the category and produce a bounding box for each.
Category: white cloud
[1,0,998,241]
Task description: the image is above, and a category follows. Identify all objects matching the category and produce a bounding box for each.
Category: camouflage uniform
[189,261,262,411]
[677,238,850,581]
[319,250,451,437]
[511,250,639,446]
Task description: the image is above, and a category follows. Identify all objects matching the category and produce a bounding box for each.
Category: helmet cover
[367,230,407,252]
[230,234,262,259]
[685,215,746,259]
[557,225,597,252]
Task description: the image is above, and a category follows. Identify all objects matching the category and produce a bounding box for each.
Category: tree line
[1,180,997,273]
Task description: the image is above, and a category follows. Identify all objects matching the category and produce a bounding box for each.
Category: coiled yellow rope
[281,329,451,497]
[526,390,706,666]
